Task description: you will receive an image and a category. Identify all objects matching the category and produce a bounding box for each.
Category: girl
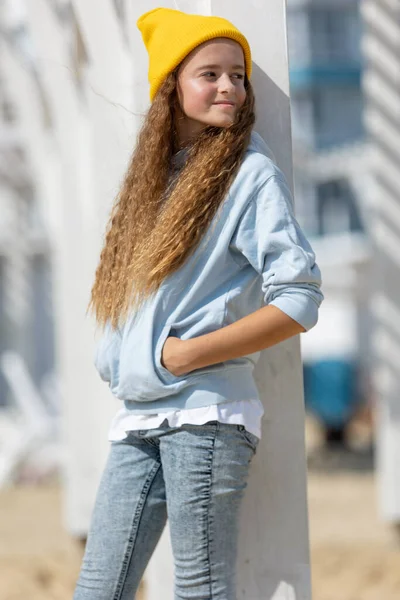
[74,7,323,600]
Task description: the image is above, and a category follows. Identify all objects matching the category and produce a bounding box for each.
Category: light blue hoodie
[95,131,323,413]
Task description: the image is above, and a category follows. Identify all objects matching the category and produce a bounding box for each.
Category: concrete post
[141,2,312,598]
[25,0,120,536]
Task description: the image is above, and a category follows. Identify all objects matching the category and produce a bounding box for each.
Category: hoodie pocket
[117,307,191,401]
[154,321,182,384]
[108,294,235,401]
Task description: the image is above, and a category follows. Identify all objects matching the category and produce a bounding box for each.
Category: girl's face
[175,38,247,144]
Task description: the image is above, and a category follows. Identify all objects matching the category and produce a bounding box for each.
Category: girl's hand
[161,336,192,377]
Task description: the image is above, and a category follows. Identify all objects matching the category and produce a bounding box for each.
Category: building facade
[287,0,372,438]
[288,0,365,237]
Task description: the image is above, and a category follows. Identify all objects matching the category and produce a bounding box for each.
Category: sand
[1,423,400,599]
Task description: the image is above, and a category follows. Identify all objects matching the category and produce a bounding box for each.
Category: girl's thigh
[74,435,167,600]
[160,421,258,600]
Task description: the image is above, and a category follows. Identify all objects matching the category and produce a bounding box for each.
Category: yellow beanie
[137,7,252,102]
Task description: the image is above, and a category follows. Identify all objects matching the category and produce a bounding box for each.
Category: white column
[142,2,312,599]
[362,0,400,523]
[24,0,120,536]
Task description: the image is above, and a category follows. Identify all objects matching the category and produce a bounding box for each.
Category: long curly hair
[89,70,256,329]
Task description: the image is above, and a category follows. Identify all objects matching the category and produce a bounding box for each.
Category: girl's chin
[205,117,235,128]
[185,116,235,133]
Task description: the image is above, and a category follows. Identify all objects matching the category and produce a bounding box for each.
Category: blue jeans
[73,420,259,600]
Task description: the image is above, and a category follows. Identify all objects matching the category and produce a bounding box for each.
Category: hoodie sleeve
[230,174,323,331]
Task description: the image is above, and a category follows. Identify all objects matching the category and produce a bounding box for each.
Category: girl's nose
[217,73,235,93]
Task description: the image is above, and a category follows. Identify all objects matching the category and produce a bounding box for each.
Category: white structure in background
[362,0,400,523]
[0,351,59,484]
[287,0,372,431]
[2,0,128,530]
[0,0,58,484]
[4,0,313,597]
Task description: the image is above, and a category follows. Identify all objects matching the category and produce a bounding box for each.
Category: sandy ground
[1,421,400,600]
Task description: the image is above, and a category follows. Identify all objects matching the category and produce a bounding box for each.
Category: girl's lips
[214,102,235,107]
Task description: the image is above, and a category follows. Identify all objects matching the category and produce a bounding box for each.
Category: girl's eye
[202,72,244,80]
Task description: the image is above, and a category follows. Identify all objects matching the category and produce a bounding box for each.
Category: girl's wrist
[163,337,205,377]
[183,338,206,373]
[183,334,225,373]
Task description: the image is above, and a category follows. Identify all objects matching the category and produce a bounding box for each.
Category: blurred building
[288,0,364,233]
[0,70,54,409]
[0,37,59,483]
[287,0,372,439]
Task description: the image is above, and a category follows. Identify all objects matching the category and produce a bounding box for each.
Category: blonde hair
[89,70,256,329]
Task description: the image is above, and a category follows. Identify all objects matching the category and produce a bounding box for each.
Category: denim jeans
[73,419,259,600]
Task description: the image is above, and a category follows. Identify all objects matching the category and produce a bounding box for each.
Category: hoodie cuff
[269,291,319,332]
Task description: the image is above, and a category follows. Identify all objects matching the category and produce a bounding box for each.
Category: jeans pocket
[236,424,259,453]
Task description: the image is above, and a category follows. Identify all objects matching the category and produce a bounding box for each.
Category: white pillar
[24,0,120,536]
[141,2,312,598]
[362,0,400,523]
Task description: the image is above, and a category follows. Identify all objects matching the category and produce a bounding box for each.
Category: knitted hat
[137,7,252,102]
